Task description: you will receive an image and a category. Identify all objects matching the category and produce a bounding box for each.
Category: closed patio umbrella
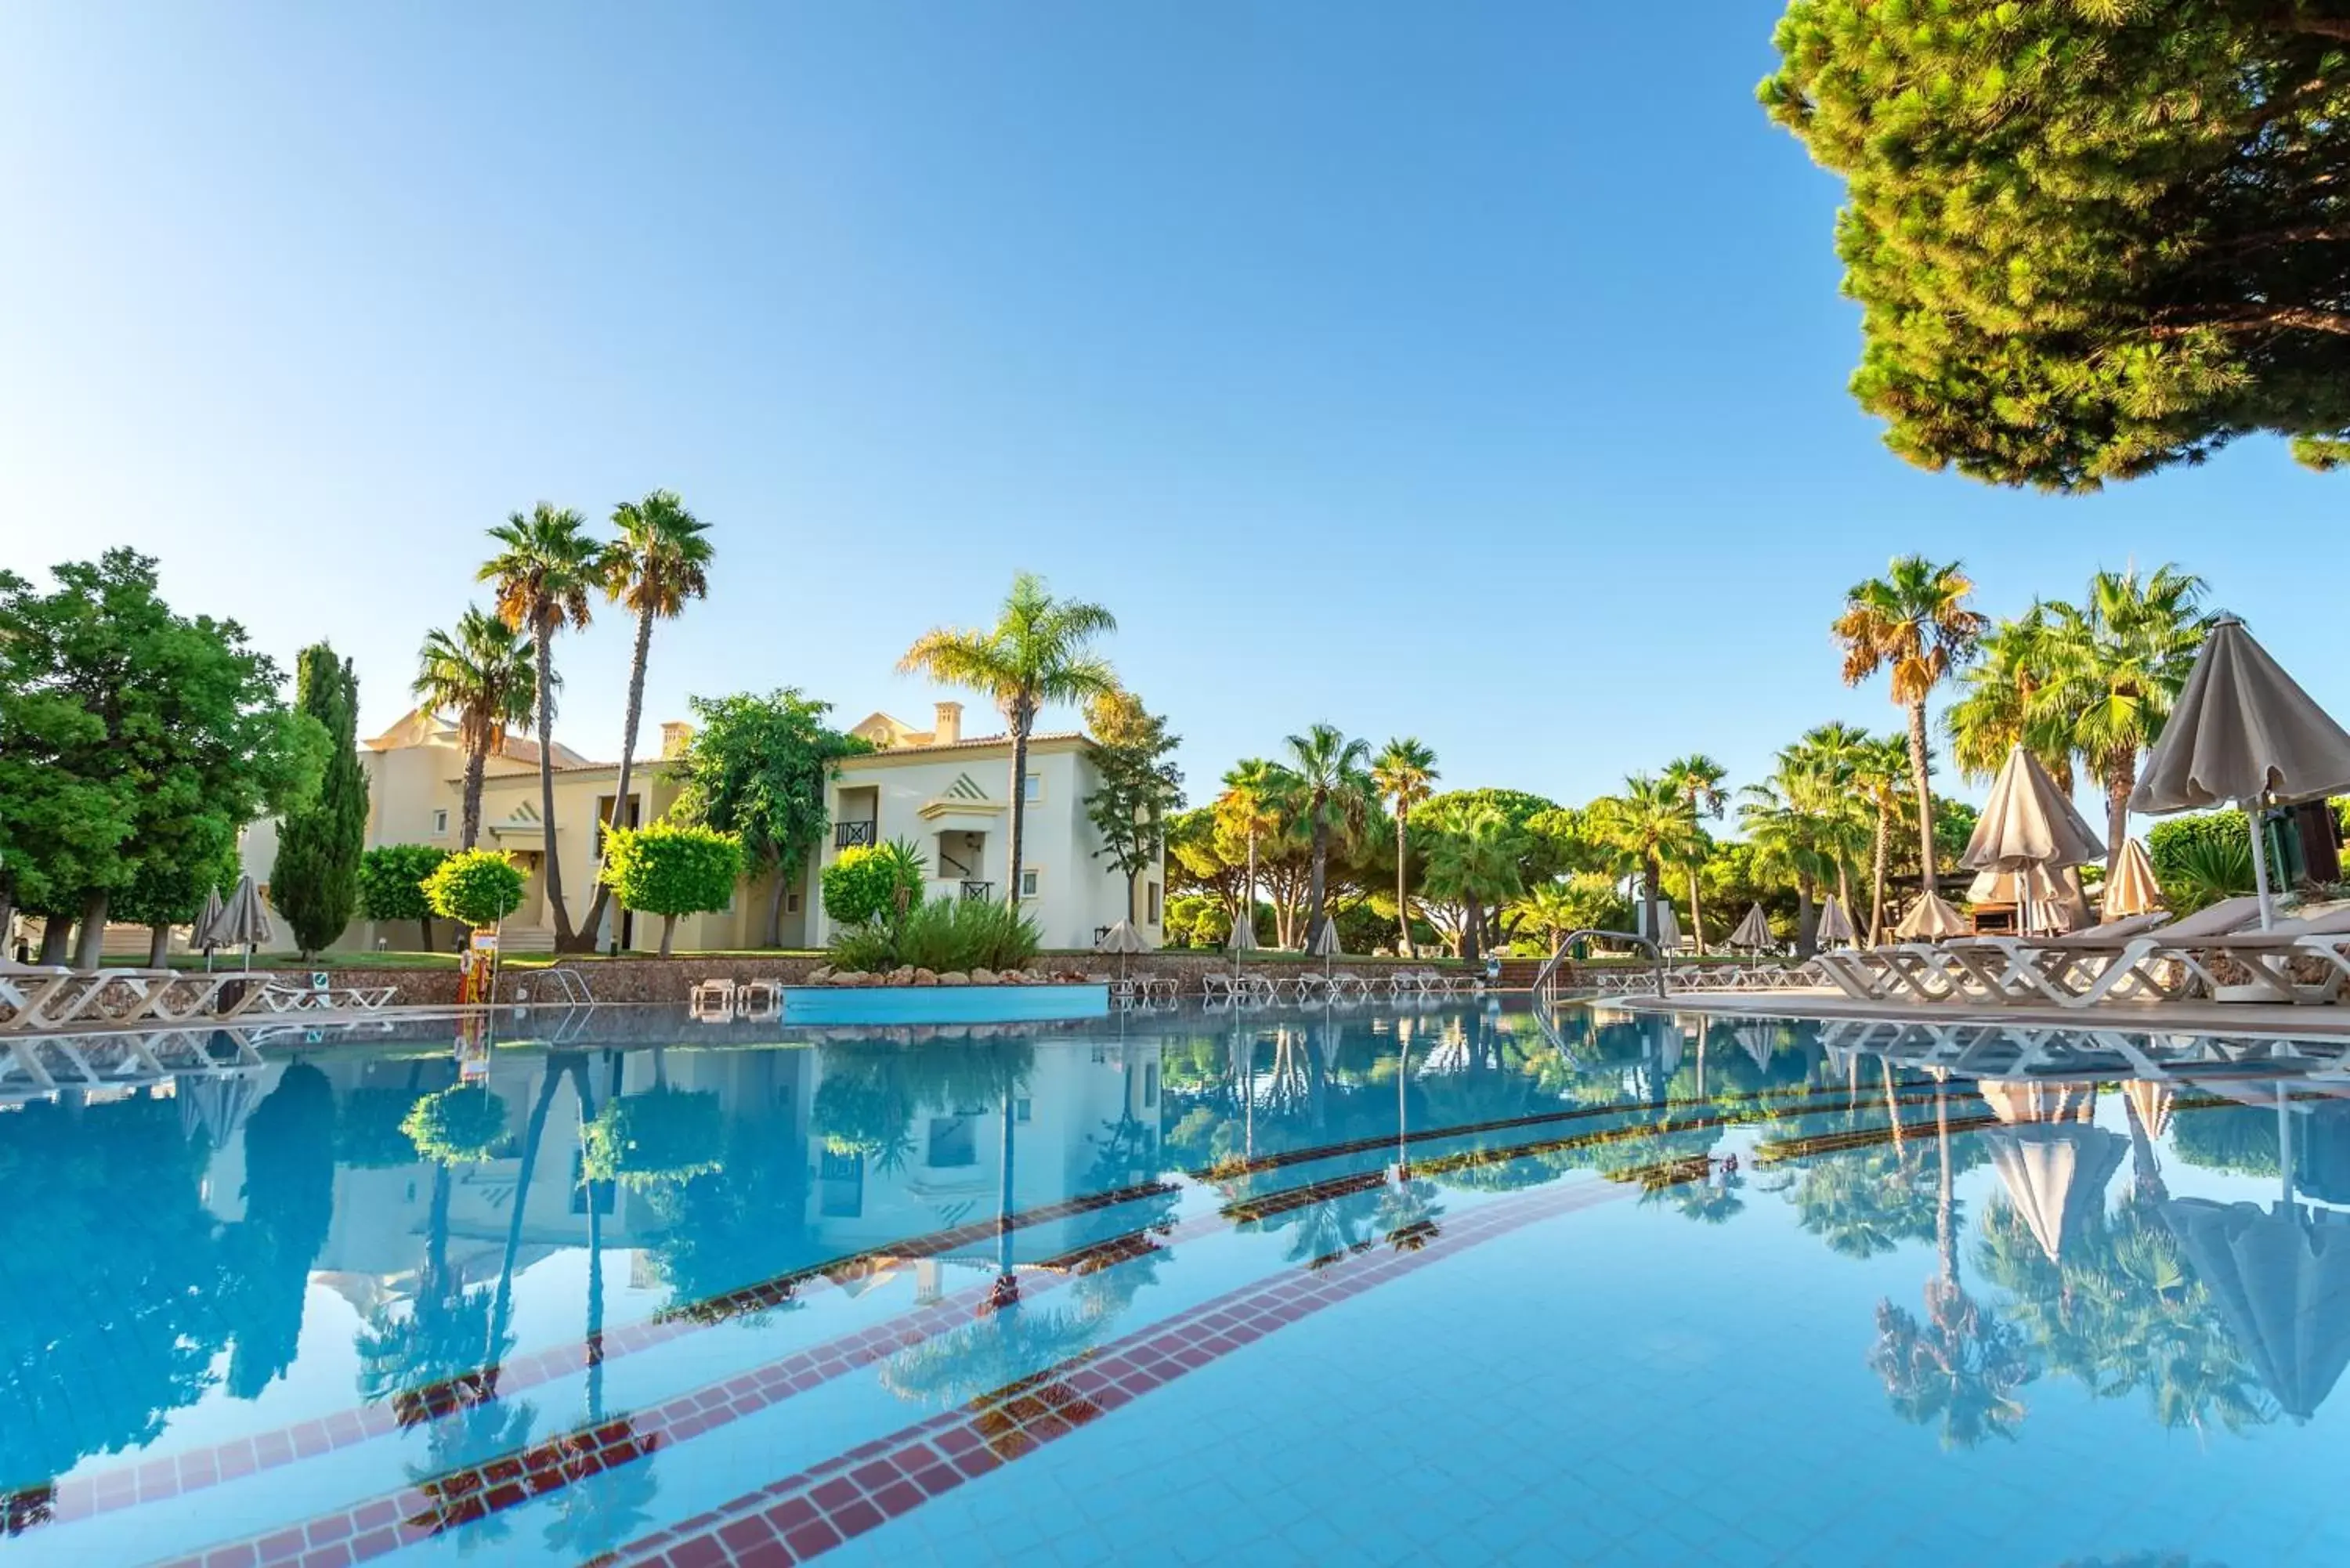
[2104,837,2164,919]
[1650,901,1682,954]
[1893,892,1967,942]
[1727,903,1773,951]
[2129,616,2350,929]
[1815,895,1856,948]
[208,876,274,971]
[193,885,226,972]
[1095,918,1148,981]
[1224,906,1259,979]
[1962,743,2106,903]
[1307,916,1343,976]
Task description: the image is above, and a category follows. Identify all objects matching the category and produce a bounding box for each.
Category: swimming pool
[5,1001,2348,1565]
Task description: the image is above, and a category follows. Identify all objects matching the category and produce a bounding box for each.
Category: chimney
[933,702,963,746]
[660,720,694,759]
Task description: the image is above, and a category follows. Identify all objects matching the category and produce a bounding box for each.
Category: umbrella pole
[2247,801,2276,930]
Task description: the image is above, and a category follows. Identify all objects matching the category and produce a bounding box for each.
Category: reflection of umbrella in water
[177,1068,265,1148]
[1984,1122,2129,1264]
[1727,904,1772,951]
[1732,1025,1776,1071]
[2123,1078,2174,1140]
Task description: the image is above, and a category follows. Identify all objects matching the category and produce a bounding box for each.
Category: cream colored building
[240,699,1163,955]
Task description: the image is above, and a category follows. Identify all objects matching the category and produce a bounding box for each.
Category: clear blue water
[5,1001,2349,1566]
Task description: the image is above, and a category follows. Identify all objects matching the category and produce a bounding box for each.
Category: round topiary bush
[422,849,528,930]
[400,1085,513,1164]
[822,840,927,925]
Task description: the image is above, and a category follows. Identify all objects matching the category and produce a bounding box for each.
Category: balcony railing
[959,880,996,903]
[834,819,877,850]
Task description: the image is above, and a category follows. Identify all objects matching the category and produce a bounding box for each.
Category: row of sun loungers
[0,964,397,1034]
[1197,970,1480,1004]
[1806,895,2350,1011]
[1583,963,1824,996]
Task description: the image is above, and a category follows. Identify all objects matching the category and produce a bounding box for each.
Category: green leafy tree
[270,645,367,957]
[580,490,715,945]
[1419,800,1529,962]
[422,849,527,931]
[1588,774,1706,944]
[1371,738,1440,957]
[412,606,537,851]
[598,822,743,957]
[357,844,451,951]
[111,833,240,967]
[480,501,602,950]
[1083,691,1184,924]
[666,688,871,946]
[1832,556,1987,896]
[1213,758,1296,942]
[1762,2,2350,489]
[898,573,1119,909]
[822,840,927,927]
[1282,724,1376,946]
[0,551,322,966]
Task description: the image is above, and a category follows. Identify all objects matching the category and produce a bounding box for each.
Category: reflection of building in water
[192,1038,1164,1315]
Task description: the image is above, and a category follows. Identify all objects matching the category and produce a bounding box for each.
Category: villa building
[238,699,1161,955]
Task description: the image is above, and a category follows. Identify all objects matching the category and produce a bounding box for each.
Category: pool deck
[1617,985,2350,1040]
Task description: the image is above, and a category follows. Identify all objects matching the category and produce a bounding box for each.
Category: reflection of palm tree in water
[1869,1083,2033,1448]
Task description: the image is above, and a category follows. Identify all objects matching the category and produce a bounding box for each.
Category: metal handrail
[1530,929,1668,1003]
[532,966,595,1006]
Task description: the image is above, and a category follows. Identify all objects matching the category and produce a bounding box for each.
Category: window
[1144,1064,1159,1109]
[1014,1098,1032,1123]
[1023,772,1043,803]
[1020,869,1040,899]
[431,809,449,836]
[786,891,801,914]
[1147,881,1162,925]
[926,1115,978,1168]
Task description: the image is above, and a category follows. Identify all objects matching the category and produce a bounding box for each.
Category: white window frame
[1022,771,1044,804]
[431,808,449,836]
[1019,865,1042,901]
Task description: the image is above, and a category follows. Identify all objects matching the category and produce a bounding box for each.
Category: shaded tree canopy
[1763,2,2350,489]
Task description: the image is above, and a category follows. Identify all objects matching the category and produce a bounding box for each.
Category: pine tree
[271,645,368,956]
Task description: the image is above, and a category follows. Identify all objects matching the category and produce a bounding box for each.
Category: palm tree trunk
[490,1063,564,1361]
[1869,807,1890,945]
[1244,833,1257,944]
[1906,700,1940,896]
[576,607,656,951]
[460,746,487,851]
[1686,866,1705,955]
[1395,818,1414,958]
[1795,874,1818,958]
[1462,894,1483,963]
[1006,710,1032,910]
[1306,804,1330,942]
[534,623,575,946]
[1936,1084,1954,1288]
[1835,859,1855,923]
[2104,759,2135,882]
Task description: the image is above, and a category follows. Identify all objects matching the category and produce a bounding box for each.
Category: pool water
[5,1002,2349,1566]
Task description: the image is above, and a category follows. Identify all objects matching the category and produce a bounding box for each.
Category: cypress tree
[271,645,367,956]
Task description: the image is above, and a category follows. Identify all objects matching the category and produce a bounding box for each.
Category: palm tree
[2037,565,2212,876]
[411,607,538,851]
[1587,775,1705,945]
[1833,556,1988,895]
[1371,739,1439,957]
[1944,608,2075,793]
[1419,801,1528,963]
[1661,755,1727,950]
[1850,733,1911,943]
[898,573,1118,909]
[1741,772,1835,956]
[1215,759,1292,944]
[1781,723,1875,923]
[1508,880,1583,954]
[577,491,714,946]
[1282,724,1375,947]
[480,503,602,948]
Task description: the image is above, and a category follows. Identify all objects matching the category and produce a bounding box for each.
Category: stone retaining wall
[328,951,1470,1008]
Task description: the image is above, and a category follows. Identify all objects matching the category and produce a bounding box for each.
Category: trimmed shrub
[598,822,743,956]
[422,849,527,931]
[2146,810,2280,913]
[356,844,450,949]
[821,839,927,924]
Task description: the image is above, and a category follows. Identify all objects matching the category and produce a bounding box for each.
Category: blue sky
[4,2,2343,818]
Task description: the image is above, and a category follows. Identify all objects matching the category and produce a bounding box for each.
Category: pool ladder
[526,966,596,1007]
[1530,929,1668,1004]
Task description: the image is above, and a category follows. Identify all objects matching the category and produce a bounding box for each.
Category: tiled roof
[843,730,1088,758]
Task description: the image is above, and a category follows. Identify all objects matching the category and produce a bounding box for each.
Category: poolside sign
[459,928,499,1006]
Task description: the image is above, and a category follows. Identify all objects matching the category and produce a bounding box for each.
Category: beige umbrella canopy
[2130,616,2350,929]
[2104,837,2164,919]
[1095,918,1148,979]
[1893,892,1967,941]
[1963,743,2106,878]
[1727,903,1773,950]
[1307,917,1343,974]
[1815,895,1856,948]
